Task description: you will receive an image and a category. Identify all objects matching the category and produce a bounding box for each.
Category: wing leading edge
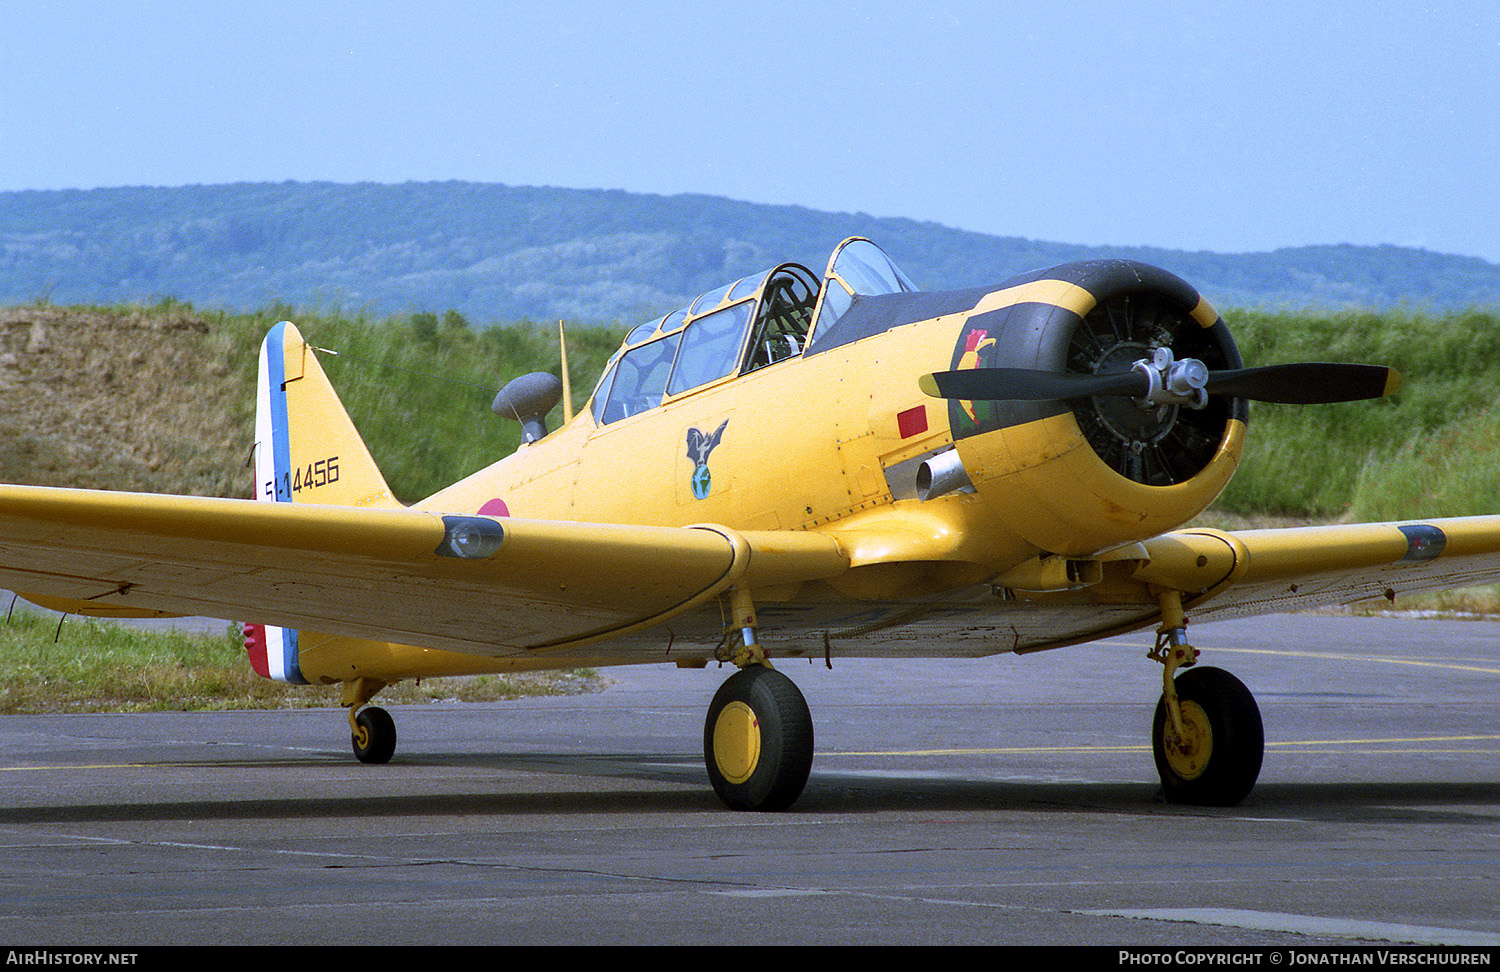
[1147,516,1500,621]
[0,484,849,658]
[6,480,1500,670]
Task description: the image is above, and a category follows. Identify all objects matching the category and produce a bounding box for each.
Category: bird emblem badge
[685,420,730,499]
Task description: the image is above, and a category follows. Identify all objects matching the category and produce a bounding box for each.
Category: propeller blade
[919,362,1401,405]
[1201,363,1402,404]
[918,368,1147,402]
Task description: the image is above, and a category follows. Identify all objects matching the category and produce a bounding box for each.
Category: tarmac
[0,612,1497,946]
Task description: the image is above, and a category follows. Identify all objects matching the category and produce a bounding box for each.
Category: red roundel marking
[478,498,510,517]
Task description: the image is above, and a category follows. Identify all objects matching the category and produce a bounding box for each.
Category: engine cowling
[945,260,1247,556]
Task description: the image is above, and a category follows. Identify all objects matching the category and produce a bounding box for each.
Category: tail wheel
[1152,666,1263,806]
[352,705,397,764]
[704,666,813,812]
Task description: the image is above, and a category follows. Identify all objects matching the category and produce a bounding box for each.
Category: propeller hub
[1061,292,1239,486]
[1133,347,1210,409]
[1091,344,1182,447]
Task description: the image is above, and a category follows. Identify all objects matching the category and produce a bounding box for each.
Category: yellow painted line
[1263,749,1500,754]
[1092,639,1500,676]
[0,763,157,771]
[829,735,1500,758]
[1271,734,1500,746]
[832,745,1147,757]
[1213,646,1500,676]
[0,758,327,772]
[8,737,1499,768]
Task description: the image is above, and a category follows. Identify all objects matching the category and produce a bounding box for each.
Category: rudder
[249,321,399,684]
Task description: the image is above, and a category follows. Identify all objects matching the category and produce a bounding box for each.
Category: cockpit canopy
[589,238,917,426]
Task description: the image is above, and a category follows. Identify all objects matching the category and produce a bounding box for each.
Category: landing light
[435,516,505,559]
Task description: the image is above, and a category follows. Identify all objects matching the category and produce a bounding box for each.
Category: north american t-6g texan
[1,237,1490,812]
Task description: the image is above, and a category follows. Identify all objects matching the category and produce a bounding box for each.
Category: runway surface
[0,613,1497,946]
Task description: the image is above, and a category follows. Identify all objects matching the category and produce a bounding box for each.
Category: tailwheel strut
[344,676,397,764]
[1147,591,1264,806]
[703,587,814,812]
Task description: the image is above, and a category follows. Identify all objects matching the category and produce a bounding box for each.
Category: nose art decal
[686,420,729,499]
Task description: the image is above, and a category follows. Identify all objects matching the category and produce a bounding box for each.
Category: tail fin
[253,320,397,509]
[249,321,398,683]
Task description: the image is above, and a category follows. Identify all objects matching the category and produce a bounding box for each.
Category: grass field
[0,600,605,715]
[7,299,1499,515]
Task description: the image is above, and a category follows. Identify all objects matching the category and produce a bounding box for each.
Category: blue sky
[3,1,1497,261]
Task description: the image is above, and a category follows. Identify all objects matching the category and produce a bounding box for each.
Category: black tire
[1152,666,1263,806]
[352,706,397,764]
[704,666,814,811]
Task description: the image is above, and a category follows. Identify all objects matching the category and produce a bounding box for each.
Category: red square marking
[897,405,928,438]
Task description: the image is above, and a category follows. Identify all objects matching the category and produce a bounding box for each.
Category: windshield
[830,238,918,295]
[810,238,918,338]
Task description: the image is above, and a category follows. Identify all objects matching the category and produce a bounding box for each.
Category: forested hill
[4,181,1497,323]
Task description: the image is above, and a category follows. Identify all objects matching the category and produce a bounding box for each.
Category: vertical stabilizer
[248,321,399,683]
[254,321,398,509]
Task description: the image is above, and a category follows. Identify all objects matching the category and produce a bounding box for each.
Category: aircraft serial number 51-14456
[2,237,1486,813]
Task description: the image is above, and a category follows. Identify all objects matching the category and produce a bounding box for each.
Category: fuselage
[421,242,1244,603]
[281,240,1254,683]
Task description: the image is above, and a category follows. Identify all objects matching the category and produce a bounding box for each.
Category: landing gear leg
[343,677,397,764]
[1148,592,1263,806]
[703,588,813,811]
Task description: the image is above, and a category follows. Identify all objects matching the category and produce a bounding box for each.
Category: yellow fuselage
[298,256,1247,684]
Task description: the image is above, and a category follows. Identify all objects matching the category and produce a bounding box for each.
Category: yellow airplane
[0,237,1489,813]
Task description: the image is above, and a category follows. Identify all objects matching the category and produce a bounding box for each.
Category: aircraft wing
[1144,517,1500,621]
[0,484,848,656]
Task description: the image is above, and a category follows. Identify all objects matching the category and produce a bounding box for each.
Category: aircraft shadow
[799,777,1500,821]
[1,749,1494,825]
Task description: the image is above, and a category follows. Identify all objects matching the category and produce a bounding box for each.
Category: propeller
[919,349,1401,407]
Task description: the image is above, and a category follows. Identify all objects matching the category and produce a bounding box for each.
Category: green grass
[1202,304,1500,617]
[11,298,1499,517]
[0,607,604,715]
[0,609,293,713]
[157,298,1500,518]
[1216,306,1500,517]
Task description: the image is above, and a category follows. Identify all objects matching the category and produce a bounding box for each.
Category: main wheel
[704,666,813,811]
[352,705,397,764]
[1152,666,1263,806]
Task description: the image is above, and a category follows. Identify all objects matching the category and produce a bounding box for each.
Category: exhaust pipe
[915,448,974,501]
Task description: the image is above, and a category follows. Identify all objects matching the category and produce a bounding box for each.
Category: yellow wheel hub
[1162,699,1212,780]
[713,701,762,784]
